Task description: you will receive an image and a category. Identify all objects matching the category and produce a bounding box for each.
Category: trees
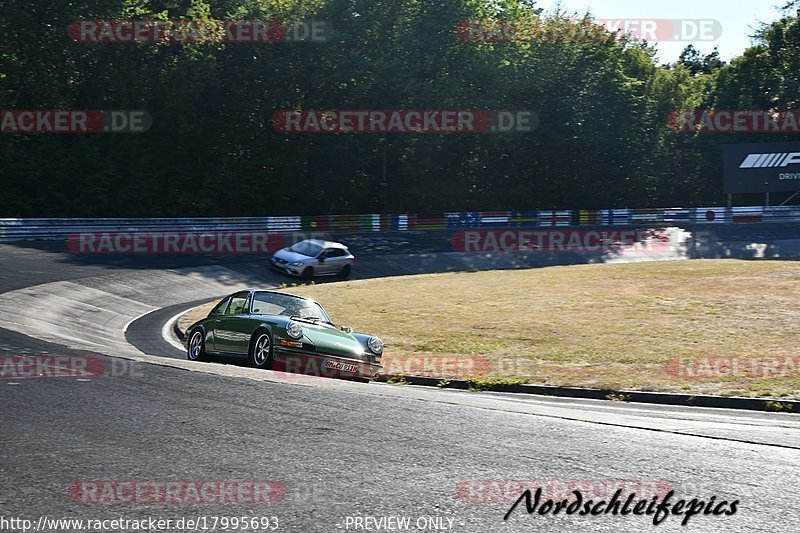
[0,0,798,216]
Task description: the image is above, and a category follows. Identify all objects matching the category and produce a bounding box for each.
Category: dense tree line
[1,0,799,217]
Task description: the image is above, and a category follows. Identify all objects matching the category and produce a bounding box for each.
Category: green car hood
[300,323,365,357]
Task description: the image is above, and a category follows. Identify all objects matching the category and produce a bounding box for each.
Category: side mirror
[318,253,326,262]
[340,325,353,334]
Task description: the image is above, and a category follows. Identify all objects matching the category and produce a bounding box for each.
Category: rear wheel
[302,267,314,281]
[187,329,206,362]
[249,330,274,369]
[338,264,351,279]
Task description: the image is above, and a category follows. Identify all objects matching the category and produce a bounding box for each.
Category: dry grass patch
[280,259,800,399]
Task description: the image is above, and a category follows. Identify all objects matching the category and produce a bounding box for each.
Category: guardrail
[1,206,799,242]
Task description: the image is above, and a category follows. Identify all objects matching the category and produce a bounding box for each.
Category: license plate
[324,360,359,373]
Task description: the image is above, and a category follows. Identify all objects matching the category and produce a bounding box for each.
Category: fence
[0,206,798,242]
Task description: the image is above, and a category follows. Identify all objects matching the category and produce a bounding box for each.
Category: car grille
[274,257,288,265]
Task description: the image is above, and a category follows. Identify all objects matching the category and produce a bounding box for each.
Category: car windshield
[289,240,323,257]
[251,292,331,323]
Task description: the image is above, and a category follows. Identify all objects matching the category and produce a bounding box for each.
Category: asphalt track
[2,229,800,532]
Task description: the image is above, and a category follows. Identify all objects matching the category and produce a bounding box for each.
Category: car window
[209,297,230,316]
[252,292,332,322]
[325,248,346,258]
[252,301,287,316]
[289,240,323,257]
[225,294,249,315]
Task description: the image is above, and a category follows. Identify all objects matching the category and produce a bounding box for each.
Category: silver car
[270,239,354,279]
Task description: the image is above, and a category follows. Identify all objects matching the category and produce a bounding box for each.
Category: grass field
[183,259,800,399]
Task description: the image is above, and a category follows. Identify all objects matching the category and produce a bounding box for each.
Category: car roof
[301,239,348,249]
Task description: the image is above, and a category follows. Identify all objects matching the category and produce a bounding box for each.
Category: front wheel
[249,330,274,369]
[301,267,315,281]
[187,329,206,362]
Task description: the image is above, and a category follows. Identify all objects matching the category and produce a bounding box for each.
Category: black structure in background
[724,142,800,206]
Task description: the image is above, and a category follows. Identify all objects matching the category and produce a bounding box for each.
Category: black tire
[338,264,351,279]
[352,377,370,383]
[249,329,274,369]
[187,329,207,362]
[302,267,314,281]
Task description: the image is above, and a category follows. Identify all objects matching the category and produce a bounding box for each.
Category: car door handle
[214,319,222,323]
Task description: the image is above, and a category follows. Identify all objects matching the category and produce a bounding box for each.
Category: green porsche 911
[185,289,384,381]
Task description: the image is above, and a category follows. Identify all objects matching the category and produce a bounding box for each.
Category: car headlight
[286,321,303,339]
[289,261,304,267]
[367,336,384,354]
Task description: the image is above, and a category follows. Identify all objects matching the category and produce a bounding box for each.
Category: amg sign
[723,142,800,194]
